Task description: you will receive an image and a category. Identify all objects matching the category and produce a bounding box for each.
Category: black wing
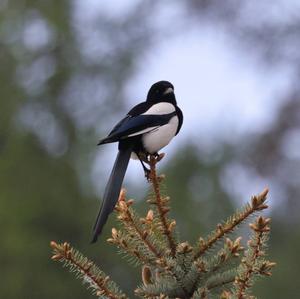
[108,102,150,136]
[98,112,176,144]
[97,102,149,145]
[175,106,183,135]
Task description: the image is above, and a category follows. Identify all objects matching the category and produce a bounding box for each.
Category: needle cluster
[50,154,275,298]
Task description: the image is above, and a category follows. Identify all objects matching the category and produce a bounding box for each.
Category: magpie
[91,81,183,243]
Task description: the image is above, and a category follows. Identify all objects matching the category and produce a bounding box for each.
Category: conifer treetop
[51,154,275,298]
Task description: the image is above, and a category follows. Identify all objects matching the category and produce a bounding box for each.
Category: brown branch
[210,237,244,274]
[107,227,154,265]
[115,190,162,259]
[113,191,188,296]
[50,241,127,299]
[148,154,177,257]
[190,243,241,298]
[235,216,272,298]
[194,188,269,260]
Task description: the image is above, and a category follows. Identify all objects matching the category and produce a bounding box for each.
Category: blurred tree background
[1,1,299,298]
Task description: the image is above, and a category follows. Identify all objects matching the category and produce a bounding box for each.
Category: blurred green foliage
[1,1,300,299]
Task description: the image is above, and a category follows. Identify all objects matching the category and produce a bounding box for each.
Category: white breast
[143,102,175,115]
[142,115,178,154]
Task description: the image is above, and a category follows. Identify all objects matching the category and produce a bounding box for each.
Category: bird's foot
[139,152,150,163]
[147,152,165,163]
[138,155,151,180]
[155,152,165,162]
[144,168,151,181]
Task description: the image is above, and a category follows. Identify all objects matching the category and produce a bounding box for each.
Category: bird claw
[144,168,151,181]
[139,152,149,163]
[153,152,159,158]
[139,152,165,164]
[156,152,165,162]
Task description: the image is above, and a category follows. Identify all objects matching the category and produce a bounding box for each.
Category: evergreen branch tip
[234,215,275,298]
[50,241,128,299]
[194,187,269,259]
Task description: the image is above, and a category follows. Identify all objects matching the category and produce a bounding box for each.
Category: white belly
[142,116,178,154]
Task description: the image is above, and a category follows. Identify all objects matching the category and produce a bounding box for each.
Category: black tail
[91,146,133,243]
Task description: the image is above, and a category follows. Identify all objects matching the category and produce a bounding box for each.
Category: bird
[91,80,183,243]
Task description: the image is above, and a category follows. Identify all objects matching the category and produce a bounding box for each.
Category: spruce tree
[51,154,275,298]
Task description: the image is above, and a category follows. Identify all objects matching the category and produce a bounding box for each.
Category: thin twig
[108,227,154,265]
[194,188,269,260]
[148,155,177,256]
[50,241,127,299]
[116,191,162,259]
[235,216,272,298]
[236,234,262,298]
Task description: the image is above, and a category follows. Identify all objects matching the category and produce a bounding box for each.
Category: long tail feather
[91,146,133,243]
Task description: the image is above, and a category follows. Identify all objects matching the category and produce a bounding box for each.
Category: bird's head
[146,81,176,105]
